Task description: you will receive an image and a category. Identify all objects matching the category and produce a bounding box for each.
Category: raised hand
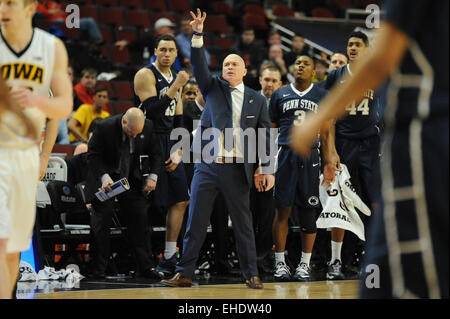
[189,8,207,34]
[174,70,190,88]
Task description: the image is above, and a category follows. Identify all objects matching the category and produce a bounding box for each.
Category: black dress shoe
[161,273,192,287]
[245,276,263,289]
[141,268,161,279]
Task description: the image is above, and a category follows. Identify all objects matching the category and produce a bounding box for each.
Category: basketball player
[0,0,73,298]
[291,0,448,298]
[318,31,384,280]
[134,34,190,278]
[270,55,337,281]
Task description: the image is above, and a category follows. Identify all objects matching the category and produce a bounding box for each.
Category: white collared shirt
[192,35,245,158]
[195,99,204,112]
[217,82,245,158]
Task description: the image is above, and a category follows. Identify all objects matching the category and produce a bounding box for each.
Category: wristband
[193,31,204,36]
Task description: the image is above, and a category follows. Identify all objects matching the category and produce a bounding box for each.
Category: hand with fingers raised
[189,8,207,34]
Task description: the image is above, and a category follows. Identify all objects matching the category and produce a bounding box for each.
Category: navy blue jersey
[269,83,328,146]
[324,64,384,139]
[383,0,448,124]
[144,63,181,134]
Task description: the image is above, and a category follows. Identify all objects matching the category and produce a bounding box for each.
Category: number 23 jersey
[269,83,328,147]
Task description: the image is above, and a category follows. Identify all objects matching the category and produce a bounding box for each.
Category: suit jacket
[183,100,203,134]
[84,114,162,202]
[191,45,276,185]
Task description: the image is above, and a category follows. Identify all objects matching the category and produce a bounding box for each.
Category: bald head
[222,54,247,87]
[122,107,145,138]
[224,54,245,66]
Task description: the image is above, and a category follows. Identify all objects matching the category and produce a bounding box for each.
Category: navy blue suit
[175,44,275,279]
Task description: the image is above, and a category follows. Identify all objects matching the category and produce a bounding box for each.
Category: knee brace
[298,208,319,234]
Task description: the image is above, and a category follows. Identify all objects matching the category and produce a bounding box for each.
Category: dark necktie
[119,136,131,179]
[224,87,237,152]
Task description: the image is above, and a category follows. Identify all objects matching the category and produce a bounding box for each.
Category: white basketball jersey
[0,27,55,149]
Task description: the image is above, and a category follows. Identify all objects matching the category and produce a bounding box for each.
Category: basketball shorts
[360,117,448,298]
[152,133,190,209]
[275,146,321,209]
[0,146,39,252]
[335,134,382,206]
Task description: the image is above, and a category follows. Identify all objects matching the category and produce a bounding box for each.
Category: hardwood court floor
[30,279,359,299]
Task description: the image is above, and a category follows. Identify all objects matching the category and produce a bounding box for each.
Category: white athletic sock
[275,252,285,264]
[300,252,312,267]
[331,241,343,263]
[164,241,177,259]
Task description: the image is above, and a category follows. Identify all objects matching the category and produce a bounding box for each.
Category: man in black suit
[161,9,276,289]
[84,108,162,278]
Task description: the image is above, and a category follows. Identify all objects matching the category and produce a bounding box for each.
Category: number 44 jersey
[269,83,328,147]
[323,64,384,139]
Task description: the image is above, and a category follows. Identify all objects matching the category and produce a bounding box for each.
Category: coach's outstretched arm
[190,9,214,95]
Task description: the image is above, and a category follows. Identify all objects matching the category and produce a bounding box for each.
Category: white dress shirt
[217,82,244,158]
[192,36,244,159]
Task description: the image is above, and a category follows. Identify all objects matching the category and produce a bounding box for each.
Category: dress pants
[250,186,274,263]
[176,162,259,279]
[91,181,153,274]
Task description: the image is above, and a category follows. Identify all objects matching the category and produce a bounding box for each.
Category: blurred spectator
[68,85,110,144]
[55,119,70,144]
[267,30,282,46]
[116,18,182,70]
[317,52,348,88]
[67,65,82,112]
[312,59,328,82]
[262,45,292,84]
[36,0,103,45]
[72,117,104,156]
[74,68,97,107]
[176,15,211,67]
[232,27,264,78]
[154,17,176,36]
[328,51,348,71]
[284,34,311,67]
[259,66,282,105]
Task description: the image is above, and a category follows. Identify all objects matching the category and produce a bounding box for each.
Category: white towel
[317,164,370,241]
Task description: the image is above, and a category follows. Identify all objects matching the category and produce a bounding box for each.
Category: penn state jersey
[143,62,180,134]
[384,0,448,124]
[324,64,383,138]
[0,28,55,148]
[269,83,328,146]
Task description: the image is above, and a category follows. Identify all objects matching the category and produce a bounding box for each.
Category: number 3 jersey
[269,83,328,147]
[324,64,384,139]
[0,28,55,149]
[143,62,180,134]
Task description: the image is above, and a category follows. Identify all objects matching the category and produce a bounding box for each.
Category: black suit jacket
[183,100,203,134]
[191,45,276,185]
[84,114,161,202]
